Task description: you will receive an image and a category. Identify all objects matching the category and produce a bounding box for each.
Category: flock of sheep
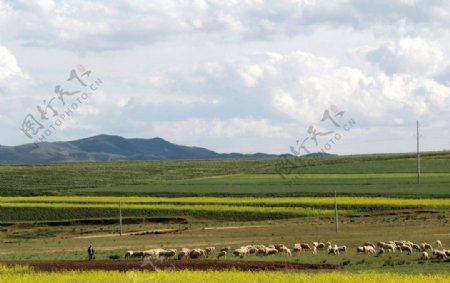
[356,239,449,260]
[124,239,449,261]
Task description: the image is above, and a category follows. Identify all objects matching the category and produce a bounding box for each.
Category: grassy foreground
[1,265,449,283]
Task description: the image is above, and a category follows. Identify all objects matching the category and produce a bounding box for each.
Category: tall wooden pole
[119,201,123,236]
[417,120,420,185]
[334,191,338,233]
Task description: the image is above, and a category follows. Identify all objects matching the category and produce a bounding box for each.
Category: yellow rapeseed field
[2,196,449,207]
[0,265,449,283]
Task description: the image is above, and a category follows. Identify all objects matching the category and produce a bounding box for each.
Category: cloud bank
[1,0,449,154]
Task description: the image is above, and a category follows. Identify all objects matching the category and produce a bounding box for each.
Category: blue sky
[1,0,449,155]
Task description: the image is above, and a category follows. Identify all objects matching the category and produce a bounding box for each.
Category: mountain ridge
[0,134,286,165]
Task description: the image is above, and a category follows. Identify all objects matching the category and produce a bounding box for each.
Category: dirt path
[1,259,341,271]
[72,228,183,239]
[71,225,271,239]
[202,225,270,230]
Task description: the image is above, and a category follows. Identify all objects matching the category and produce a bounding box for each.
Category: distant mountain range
[0,135,336,165]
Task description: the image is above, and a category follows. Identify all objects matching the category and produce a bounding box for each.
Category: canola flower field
[0,196,343,222]
[1,196,449,222]
[0,265,449,283]
[2,195,450,207]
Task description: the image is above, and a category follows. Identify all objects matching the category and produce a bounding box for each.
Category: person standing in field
[88,244,95,261]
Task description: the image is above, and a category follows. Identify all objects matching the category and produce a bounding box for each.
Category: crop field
[0,195,449,223]
[0,152,449,198]
[0,152,449,280]
[0,199,342,222]
[1,265,449,283]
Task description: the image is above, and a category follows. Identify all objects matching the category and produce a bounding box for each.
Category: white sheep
[300,243,311,250]
[256,247,267,256]
[233,247,248,258]
[265,248,278,256]
[217,250,227,259]
[143,248,166,259]
[337,245,347,253]
[189,248,205,259]
[398,245,412,255]
[205,247,215,258]
[125,250,134,259]
[177,248,191,260]
[379,243,396,253]
[125,250,144,259]
[364,246,376,255]
[274,244,286,251]
[436,240,442,248]
[246,246,257,255]
[327,244,339,255]
[161,249,177,259]
[279,246,292,256]
[421,243,433,252]
[314,242,326,250]
[433,250,447,259]
[421,251,429,260]
[412,244,422,251]
[220,247,230,253]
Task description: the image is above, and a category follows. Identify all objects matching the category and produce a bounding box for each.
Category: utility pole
[334,190,338,233]
[417,120,420,185]
[119,201,123,236]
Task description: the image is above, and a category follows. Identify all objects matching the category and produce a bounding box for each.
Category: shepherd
[88,244,95,261]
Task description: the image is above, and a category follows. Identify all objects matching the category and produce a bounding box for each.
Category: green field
[0,195,449,223]
[1,212,449,272]
[1,152,449,198]
[1,152,449,275]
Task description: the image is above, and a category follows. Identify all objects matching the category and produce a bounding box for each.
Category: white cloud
[152,117,285,140]
[221,51,450,125]
[106,49,450,140]
[2,0,450,52]
[0,45,29,93]
[0,1,12,25]
[366,37,445,76]
[237,64,264,87]
[1,1,450,154]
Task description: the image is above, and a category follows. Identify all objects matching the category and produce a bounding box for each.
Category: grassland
[1,201,449,272]
[1,151,449,275]
[0,152,449,197]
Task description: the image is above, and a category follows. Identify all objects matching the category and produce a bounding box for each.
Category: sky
[1,0,449,155]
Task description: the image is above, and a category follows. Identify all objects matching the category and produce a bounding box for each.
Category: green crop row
[0,201,345,223]
[1,152,449,197]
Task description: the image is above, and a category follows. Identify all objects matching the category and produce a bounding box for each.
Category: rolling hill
[0,134,282,164]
